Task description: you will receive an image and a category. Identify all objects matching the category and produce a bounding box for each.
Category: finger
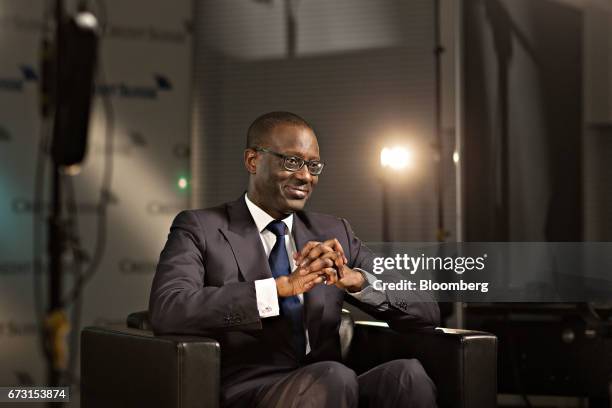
[303,280,315,291]
[320,267,338,285]
[297,274,321,292]
[301,244,335,267]
[319,251,342,267]
[320,268,338,286]
[312,276,325,286]
[296,266,311,276]
[322,240,346,268]
[296,241,321,265]
[336,264,345,279]
[323,238,345,260]
[301,271,323,283]
[302,276,324,292]
[306,256,335,273]
[304,275,324,286]
[307,244,334,263]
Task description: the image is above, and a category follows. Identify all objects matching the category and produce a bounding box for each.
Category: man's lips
[284,185,309,199]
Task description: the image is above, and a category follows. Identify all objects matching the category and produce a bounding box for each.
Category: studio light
[379,145,412,242]
[75,11,98,31]
[380,146,413,170]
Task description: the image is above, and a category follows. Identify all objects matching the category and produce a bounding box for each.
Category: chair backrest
[127,309,355,360]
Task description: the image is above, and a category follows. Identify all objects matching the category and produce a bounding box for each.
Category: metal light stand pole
[46,0,67,397]
[381,173,391,242]
[434,0,445,244]
[433,0,465,328]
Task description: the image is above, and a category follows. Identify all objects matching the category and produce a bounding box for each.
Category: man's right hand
[275,266,336,297]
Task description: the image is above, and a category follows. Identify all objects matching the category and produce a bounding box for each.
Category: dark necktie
[265,220,306,359]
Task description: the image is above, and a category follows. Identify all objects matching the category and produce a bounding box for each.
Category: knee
[389,358,426,374]
[312,361,358,391]
[392,359,436,403]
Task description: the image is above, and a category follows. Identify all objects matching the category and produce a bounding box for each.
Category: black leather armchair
[81,311,497,408]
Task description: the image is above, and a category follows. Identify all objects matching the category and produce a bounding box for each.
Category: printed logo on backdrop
[106,22,190,43]
[0,261,31,276]
[0,320,38,338]
[12,191,119,214]
[0,14,189,42]
[0,65,38,92]
[96,74,172,100]
[90,130,147,156]
[0,14,44,33]
[119,259,157,275]
[0,125,11,142]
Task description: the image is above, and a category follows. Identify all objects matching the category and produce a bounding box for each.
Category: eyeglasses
[254,147,325,175]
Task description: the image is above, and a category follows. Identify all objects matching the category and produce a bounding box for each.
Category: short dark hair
[246,111,313,149]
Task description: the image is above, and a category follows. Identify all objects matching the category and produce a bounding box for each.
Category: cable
[33,118,52,359]
[60,63,114,307]
[61,175,84,387]
[32,0,57,369]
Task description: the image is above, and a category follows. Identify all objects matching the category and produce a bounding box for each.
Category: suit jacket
[149,196,439,393]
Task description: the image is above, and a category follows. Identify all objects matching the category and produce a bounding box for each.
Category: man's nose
[293,165,313,182]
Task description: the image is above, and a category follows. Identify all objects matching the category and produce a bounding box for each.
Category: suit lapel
[294,213,327,350]
[219,196,273,282]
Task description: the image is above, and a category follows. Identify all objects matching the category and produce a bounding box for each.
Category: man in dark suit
[150,112,440,407]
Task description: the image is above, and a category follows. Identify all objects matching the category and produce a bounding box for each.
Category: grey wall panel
[192,0,453,242]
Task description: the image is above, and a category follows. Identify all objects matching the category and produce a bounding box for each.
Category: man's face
[248,124,320,218]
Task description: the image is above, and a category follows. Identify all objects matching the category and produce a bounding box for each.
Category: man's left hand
[335,264,366,293]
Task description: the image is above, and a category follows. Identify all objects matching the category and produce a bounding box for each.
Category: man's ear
[244,149,258,174]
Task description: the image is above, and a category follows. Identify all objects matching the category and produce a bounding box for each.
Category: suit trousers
[224,359,437,408]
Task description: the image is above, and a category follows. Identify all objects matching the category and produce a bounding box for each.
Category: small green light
[178,177,188,189]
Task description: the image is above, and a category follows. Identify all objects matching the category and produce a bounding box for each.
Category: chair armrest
[81,326,220,408]
[346,322,497,408]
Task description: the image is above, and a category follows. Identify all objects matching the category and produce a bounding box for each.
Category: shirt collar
[244,193,293,234]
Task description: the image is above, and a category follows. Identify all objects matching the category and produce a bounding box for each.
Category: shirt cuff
[346,268,390,311]
[347,268,380,299]
[254,278,280,318]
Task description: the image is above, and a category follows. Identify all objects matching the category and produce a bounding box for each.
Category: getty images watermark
[365,242,612,302]
[371,252,490,293]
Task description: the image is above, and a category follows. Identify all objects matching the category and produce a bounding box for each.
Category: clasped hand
[275,239,365,297]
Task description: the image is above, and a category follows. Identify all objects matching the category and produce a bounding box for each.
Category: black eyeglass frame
[253,147,325,175]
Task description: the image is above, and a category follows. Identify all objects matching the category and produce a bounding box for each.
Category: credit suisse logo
[0,65,38,92]
[96,74,172,99]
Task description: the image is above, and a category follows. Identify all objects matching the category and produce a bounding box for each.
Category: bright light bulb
[178,177,188,189]
[75,11,99,30]
[380,146,412,170]
[453,151,460,164]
